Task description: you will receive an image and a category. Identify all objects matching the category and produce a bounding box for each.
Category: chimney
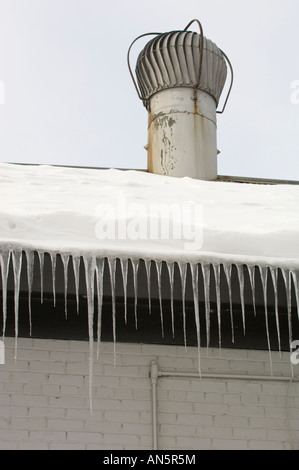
[128,20,233,180]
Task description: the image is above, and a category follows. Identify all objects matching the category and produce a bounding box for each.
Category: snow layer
[1,162,299,269]
[1,162,299,398]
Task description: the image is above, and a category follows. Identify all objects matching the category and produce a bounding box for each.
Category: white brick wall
[0,337,298,450]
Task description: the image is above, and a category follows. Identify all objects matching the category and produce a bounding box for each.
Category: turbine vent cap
[127,20,234,180]
[128,20,233,113]
[135,31,227,107]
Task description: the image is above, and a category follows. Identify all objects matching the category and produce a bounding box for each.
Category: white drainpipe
[150,360,159,451]
[149,359,297,451]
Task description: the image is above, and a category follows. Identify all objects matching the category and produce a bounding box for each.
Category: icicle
[50,253,57,307]
[12,250,22,361]
[38,252,44,304]
[61,254,69,319]
[282,269,293,377]
[25,251,34,337]
[72,256,81,315]
[131,259,139,330]
[0,250,11,338]
[201,264,211,350]
[145,259,152,315]
[213,264,222,350]
[108,258,117,363]
[259,266,273,376]
[83,256,96,414]
[247,265,256,317]
[95,258,104,359]
[178,262,187,348]
[224,264,234,344]
[167,262,175,337]
[291,271,299,323]
[155,261,164,338]
[120,258,128,324]
[236,265,246,335]
[270,267,281,355]
[190,264,201,375]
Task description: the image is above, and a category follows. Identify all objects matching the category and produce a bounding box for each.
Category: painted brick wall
[0,337,298,450]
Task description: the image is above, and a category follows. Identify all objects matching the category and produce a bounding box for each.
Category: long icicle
[291,271,299,377]
[96,258,104,360]
[120,259,128,324]
[282,269,293,377]
[236,265,246,335]
[156,261,164,338]
[50,253,57,307]
[291,271,299,323]
[83,256,96,414]
[131,259,139,330]
[247,265,256,317]
[178,262,187,348]
[167,262,175,338]
[224,264,234,344]
[202,264,211,351]
[72,256,81,315]
[259,266,273,376]
[213,264,222,350]
[38,252,44,304]
[61,254,69,320]
[25,250,34,337]
[270,267,281,356]
[0,251,11,338]
[12,250,22,362]
[190,263,201,375]
[145,260,152,315]
[108,258,117,364]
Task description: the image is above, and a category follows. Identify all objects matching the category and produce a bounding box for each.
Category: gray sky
[0,0,298,180]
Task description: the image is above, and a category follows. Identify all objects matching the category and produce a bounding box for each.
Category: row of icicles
[1,249,299,412]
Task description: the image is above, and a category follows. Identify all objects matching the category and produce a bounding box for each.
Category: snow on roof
[1,162,299,270]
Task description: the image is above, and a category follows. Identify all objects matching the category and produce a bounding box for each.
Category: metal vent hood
[128,19,233,180]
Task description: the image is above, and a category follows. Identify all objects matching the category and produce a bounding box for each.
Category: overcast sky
[0,0,298,180]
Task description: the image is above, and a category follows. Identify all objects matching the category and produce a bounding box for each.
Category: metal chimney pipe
[128,20,232,180]
[146,87,218,179]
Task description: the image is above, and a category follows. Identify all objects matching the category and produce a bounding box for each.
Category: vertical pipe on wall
[150,360,159,450]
